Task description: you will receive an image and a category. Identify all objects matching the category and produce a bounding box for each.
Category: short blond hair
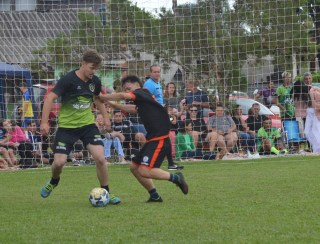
[282,71,291,78]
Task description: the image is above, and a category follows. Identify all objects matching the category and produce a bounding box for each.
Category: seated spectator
[186,105,208,148]
[232,105,258,155]
[166,105,179,135]
[257,119,287,155]
[26,120,50,165]
[2,119,35,167]
[254,81,277,108]
[0,120,18,167]
[207,104,238,153]
[96,113,127,164]
[246,103,268,133]
[175,119,220,161]
[112,109,146,149]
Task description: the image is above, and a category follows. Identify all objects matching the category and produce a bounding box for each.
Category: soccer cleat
[40,181,56,198]
[168,164,184,171]
[146,196,163,203]
[175,172,189,195]
[108,194,121,205]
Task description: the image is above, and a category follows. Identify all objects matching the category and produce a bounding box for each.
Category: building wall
[16,0,37,11]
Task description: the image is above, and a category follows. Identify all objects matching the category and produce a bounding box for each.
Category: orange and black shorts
[132,135,171,168]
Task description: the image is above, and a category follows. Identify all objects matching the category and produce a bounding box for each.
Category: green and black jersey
[52,70,101,128]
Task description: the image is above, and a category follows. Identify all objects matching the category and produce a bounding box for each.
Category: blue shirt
[143,78,163,105]
[185,89,209,115]
[0,128,6,140]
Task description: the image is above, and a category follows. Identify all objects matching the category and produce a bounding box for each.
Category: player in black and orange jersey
[99,75,188,202]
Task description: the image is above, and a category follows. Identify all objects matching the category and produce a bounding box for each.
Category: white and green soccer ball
[89,188,109,207]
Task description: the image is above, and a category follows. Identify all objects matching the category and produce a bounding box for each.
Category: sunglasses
[190,110,198,112]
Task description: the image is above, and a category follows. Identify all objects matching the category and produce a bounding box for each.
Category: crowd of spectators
[2,68,319,170]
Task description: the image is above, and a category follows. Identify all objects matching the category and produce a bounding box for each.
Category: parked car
[229,98,281,128]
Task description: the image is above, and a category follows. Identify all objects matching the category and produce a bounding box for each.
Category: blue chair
[282,120,307,150]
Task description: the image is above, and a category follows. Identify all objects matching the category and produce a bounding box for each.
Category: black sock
[101,185,110,193]
[50,177,60,186]
[149,188,160,199]
[169,173,179,184]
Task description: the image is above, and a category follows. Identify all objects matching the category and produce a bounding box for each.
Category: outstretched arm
[99,92,132,102]
[106,101,137,114]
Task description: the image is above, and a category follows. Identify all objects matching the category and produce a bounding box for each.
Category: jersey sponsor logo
[73,96,91,109]
[77,85,82,90]
[89,83,95,92]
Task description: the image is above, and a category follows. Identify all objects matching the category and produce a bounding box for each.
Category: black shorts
[53,124,103,155]
[132,136,171,168]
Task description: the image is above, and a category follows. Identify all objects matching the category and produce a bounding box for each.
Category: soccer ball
[89,188,109,207]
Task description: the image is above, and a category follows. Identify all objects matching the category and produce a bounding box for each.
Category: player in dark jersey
[39,49,120,204]
[99,75,188,202]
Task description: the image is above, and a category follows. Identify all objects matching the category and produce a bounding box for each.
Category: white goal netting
[0,0,317,168]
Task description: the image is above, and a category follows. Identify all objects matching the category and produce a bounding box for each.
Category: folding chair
[282,120,307,151]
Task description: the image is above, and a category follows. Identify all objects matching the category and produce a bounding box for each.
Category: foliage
[1,156,320,243]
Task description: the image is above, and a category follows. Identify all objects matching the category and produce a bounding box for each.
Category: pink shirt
[9,126,29,143]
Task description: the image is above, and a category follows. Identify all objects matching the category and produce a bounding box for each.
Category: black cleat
[146,197,163,203]
[175,172,188,195]
[168,164,184,171]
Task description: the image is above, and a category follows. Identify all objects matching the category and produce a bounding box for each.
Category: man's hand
[40,122,50,135]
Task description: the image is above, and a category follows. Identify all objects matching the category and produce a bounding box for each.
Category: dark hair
[150,64,160,72]
[27,120,36,126]
[121,75,143,88]
[113,109,122,115]
[178,119,192,133]
[20,82,27,88]
[82,49,102,65]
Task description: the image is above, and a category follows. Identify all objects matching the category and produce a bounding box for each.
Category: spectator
[276,71,295,121]
[185,80,210,117]
[0,120,18,167]
[231,105,258,157]
[2,119,35,167]
[96,113,127,164]
[257,119,287,155]
[186,105,210,149]
[304,86,320,153]
[165,105,179,135]
[19,82,34,128]
[291,72,312,132]
[163,82,179,109]
[175,119,219,161]
[112,109,145,149]
[207,104,238,153]
[26,120,50,164]
[246,103,268,133]
[254,81,277,108]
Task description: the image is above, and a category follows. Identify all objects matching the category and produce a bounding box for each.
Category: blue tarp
[0,62,36,120]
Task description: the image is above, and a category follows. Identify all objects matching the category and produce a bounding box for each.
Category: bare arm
[107,102,137,114]
[99,92,133,102]
[94,96,111,131]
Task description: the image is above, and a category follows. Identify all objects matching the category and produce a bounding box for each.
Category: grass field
[0,156,320,243]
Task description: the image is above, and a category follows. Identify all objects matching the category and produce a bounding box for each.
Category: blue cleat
[109,194,121,204]
[40,181,56,198]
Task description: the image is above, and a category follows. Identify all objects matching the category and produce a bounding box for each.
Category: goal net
[0,0,316,167]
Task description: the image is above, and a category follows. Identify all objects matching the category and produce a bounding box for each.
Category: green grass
[1,156,320,243]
